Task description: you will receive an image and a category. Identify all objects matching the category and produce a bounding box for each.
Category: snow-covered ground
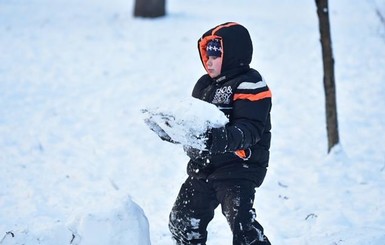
[1,0,385,244]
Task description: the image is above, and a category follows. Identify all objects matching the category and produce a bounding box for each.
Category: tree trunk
[134,0,166,18]
[315,0,340,153]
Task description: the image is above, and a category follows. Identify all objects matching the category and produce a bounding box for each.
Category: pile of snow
[0,197,150,245]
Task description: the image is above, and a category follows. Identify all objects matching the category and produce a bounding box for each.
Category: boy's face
[206,56,222,78]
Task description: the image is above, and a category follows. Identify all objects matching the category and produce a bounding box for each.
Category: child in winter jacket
[169,22,272,245]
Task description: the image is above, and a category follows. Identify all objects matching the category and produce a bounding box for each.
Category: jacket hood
[198,22,253,79]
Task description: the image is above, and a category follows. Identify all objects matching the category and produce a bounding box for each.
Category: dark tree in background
[315,0,340,153]
[375,3,385,29]
[377,8,385,25]
[134,0,166,18]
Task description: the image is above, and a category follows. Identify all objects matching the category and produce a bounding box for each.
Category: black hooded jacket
[187,22,272,186]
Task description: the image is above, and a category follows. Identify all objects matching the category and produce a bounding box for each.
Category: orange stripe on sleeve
[233,90,272,101]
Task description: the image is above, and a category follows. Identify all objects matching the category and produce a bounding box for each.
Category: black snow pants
[169,177,271,245]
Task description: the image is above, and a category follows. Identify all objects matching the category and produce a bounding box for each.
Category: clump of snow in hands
[142,97,228,150]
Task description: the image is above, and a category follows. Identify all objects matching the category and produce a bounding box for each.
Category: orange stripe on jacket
[233,90,272,101]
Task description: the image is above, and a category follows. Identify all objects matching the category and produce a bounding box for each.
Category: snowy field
[1,0,385,244]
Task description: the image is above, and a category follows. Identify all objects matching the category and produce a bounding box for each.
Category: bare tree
[375,3,385,34]
[372,1,385,41]
[134,0,166,18]
[377,8,385,25]
[315,0,340,153]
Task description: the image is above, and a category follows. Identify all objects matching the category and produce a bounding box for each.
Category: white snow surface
[1,0,385,244]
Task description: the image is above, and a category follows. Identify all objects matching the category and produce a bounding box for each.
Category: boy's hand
[183,145,210,162]
[205,127,228,154]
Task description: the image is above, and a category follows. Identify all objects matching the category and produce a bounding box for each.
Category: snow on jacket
[187,22,272,186]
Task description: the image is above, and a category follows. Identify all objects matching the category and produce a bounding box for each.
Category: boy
[169,22,272,245]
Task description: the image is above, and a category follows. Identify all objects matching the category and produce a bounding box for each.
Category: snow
[141,97,228,150]
[1,0,385,244]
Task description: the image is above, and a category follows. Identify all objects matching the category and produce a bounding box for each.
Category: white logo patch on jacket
[212,86,233,104]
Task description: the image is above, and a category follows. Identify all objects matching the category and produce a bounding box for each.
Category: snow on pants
[169,177,268,245]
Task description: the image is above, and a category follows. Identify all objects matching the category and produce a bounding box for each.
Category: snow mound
[70,196,151,245]
[0,197,150,245]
